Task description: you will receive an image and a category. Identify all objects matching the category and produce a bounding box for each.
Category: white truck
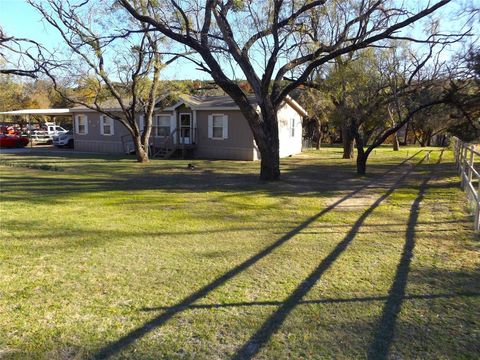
[31,122,69,144]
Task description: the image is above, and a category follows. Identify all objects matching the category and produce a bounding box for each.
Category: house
[70,95,307,161]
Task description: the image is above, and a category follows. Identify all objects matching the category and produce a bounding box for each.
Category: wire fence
[453,137,480,230]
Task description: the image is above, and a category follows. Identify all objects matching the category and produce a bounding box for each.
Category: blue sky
[0,0,210,80]
[1,0,476,81]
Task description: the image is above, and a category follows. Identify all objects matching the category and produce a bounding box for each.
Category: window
[154,115,171,137]
[290,118,295,137]
[100,116,114,136]
[212,115,223,138]
[75,115,88,135]
[208,114,228,140]
[138,115,145,134]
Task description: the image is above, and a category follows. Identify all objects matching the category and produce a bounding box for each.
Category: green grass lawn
[0,146,478,359]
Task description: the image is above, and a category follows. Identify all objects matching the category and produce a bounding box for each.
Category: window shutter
[223,115,228,139]
[169,114,176,134]
[84,115,88,135]
[100,115,104,135]
[169,114,176,143]
[110,117,114,136]
[208,115,213,139]
[75,115,79,134]
[138,115,144,133]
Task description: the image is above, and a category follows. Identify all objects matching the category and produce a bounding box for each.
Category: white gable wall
[277,102,303,158]
[252,102,304,160]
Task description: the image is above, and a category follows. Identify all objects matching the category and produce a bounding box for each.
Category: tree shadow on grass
[366,151,443,360]
[90,153,423,359]
[90,153,428,359]
[230,153,430,360]
[140,291,479,312]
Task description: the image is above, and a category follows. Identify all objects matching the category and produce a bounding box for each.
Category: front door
[179,113,192,144]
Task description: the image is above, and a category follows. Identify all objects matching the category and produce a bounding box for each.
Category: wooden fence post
[454,138,459,167]
[477,176,480,231]
[461,142,466,188]
[461,142,468,190]
[471,147,480,231]
[468,146,474,183]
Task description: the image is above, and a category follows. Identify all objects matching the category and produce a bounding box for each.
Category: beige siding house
[71,95,307,161]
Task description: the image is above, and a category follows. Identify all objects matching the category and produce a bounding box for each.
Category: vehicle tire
[15,140,24,148]
[67,139,74,148]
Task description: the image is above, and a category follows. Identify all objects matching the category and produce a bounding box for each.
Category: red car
[0,134,29,148]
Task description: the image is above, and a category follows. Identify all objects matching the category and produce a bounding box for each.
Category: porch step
[152,147,176,159]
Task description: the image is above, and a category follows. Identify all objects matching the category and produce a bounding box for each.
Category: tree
[117,0,453,180]
[445,46,480,141]
[319,53,368,159]
[409,104,452,146]
[310,40,454,175]
[296,87,332,149]
[0,74,27,111]
[26,0,173,163]
[0,27,49,79]
[350,44,453,175]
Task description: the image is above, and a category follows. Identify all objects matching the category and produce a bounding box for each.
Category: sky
[1,0,477,82]
[0,0,210,80]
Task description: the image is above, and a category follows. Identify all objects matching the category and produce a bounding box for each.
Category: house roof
[49,94,308,117]
[165,94,308,117]
[70,98,134,112]
[164,94,257,110]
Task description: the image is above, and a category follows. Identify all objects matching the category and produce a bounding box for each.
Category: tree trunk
[392,133,400,151]
[357,151,367,175]
[342,123,354,159]
[258,143,280,180]
[401,123,409,145]
[426,130,432,146]
[440,135,446,147]
[252,109,280,181]
[315,119,321,150]
[351,124,368,176]
[133,136,149,163]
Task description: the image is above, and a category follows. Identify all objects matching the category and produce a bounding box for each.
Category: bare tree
[443,45,480,141]
[348,43,452,175]
[298,90,332,150]
[0,27,50,78]
[116,0,454,180]
[26,0,178,162]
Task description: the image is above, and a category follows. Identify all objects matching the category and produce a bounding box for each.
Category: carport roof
[0,109,71,116]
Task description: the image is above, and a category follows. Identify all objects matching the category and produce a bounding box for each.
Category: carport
[0,108,73,148]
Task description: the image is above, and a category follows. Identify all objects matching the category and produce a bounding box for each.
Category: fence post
[470,147,480,230]
[458,140,463,172]
[476,178,480,231]
[454,138,459,166]
[462,144,470,189]
[460,142,466,188]
[465,147,474,202]
[475,203,480,231]
[468,146,474,183]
